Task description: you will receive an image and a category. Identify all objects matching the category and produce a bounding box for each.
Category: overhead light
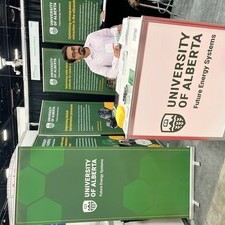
[0,56,5,69]
[15,48,19,60]
[5,168,9,179]
[3,129,8,141]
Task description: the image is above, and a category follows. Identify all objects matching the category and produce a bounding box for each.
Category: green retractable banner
[33,135,124,147]
[34,135,161,148]
[16,146,190,224]
[42,48,115,95]
[38,100,124,136]
[41,0,100,43]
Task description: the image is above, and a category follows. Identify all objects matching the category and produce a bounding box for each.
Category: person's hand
[113,44,121,58]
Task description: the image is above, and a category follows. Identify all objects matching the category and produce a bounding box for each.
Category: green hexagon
[27,197,62,222]
[140,154,160,183]
[140,154,174,184]
[18,167,45,205]
[30,150,64,174]
[123,179,154,213]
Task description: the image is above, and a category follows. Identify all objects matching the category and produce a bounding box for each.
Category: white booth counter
[116,16,225,140]
[62,221,184,225]
[125,220,184,225]
[68,220,184,225]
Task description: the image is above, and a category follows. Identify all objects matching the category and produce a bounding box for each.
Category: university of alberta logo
[49,26,58,35]
[82,200,97,213]
[161,113,186,132]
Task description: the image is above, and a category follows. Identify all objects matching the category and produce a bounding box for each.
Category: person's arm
[111,24,122,32]
[88,58,120,79]
[93,25,122,37]
[87,44,121,79]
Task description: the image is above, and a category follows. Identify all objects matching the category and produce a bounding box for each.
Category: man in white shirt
[61,26,122,79]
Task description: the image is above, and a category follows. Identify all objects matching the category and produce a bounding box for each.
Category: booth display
[116,16,225,140]
[15,146,194,224]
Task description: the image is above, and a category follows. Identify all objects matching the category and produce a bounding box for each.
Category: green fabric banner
[34,135,124,147]
[34,135,161,148]
[16,146,190,224]
[38,100,124,135]
[41,0,100,43]
[42,48,115,95]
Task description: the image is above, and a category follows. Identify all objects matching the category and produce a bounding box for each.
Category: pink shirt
[84,28,119,79]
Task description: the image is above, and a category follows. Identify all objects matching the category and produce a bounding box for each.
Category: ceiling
[0,1,23,224]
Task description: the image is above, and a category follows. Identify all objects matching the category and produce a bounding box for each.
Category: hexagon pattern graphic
[140,154,163,183]
[123,152,190,216]
[123,179,154,213]
[18,167,45,205]
[27,197,62,222]
[30,150,64,174]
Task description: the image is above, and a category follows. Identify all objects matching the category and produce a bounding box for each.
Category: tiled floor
[163,140,225,225]
[161,1,225,225]
[206,161,225,225]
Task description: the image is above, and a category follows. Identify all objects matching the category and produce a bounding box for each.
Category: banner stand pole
[189,146,200,222]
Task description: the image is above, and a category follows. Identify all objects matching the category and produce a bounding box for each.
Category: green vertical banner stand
[42,48,115,95]
[33,135,124,147]
[38,100,124,135]
[41,0,100,43]
[16,147,190,224]
[34,135,161,148]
